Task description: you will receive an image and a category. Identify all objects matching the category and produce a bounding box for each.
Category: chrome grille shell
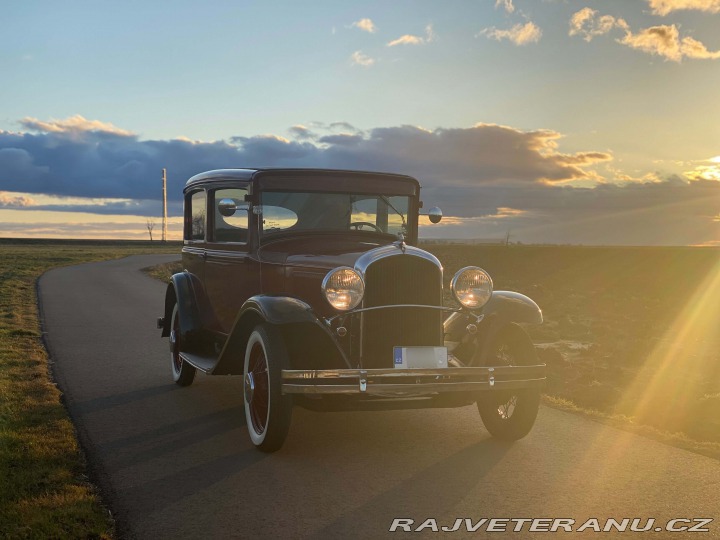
[354,245,444,368]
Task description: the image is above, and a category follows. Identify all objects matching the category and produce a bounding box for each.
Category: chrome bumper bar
[281,365,545,396]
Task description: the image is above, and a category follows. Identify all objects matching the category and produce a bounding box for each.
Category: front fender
[481,291,543,326]
[240,295,319,325]
[213,295,346,375]
[444,290,542,347]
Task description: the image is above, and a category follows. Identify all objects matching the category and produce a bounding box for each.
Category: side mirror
[428,207,442,224]
[218,198,238,217]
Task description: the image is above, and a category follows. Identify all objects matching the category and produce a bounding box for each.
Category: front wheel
[169,303,196,386]
[476,323,541,441]
[243,324,293,452]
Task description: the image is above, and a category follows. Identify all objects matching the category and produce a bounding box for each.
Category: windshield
[259,191,409,236]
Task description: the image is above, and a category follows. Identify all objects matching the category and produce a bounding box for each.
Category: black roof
[184,168,418,189]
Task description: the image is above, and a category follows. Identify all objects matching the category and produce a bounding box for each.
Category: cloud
[288,124,316,141]
[317,134,364,146]
[350,18,377,33]
[387,25,435,47]
[569,8,628,42]
[0,122,246,204]
[328,121,363,134]
[3,116,719,245]
[619,24,720,61]
[350,50,375,66]
[31,198,182,216]
[495,0,515,14]
[0,118,609,204]
[0,218,183,240]
[0,191,35,208]
[421,178,720,245]
[425,24,436,43]
[388,34,423,47]
[479,22,542,46]
[0,147,49,178]
[20,115,134,138]
[647,0,720,15]
[569,9,720,61]
[684,157,720,181]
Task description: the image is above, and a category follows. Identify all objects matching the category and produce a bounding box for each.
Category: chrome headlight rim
[321,266,365,311]
[450,266,493,310]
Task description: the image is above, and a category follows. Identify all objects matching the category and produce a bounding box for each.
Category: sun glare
[616,255,720,438]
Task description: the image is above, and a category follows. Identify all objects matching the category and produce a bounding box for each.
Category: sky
[1,0,719,245]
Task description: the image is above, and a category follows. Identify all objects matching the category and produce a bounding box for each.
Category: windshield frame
[257,190,412,240]
[252,171,421,245]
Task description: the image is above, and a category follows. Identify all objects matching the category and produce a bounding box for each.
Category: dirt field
[425,244,720,443]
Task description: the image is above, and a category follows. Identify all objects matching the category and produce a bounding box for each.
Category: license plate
[393,347,448,369]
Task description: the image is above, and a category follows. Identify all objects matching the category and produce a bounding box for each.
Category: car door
[204,186,261,334]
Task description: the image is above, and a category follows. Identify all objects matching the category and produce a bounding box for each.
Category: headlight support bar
[324,304,467,325]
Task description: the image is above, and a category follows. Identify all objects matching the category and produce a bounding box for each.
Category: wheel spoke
[496,394,518,419]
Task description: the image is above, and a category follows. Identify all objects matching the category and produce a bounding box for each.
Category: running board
[179,352,218,374]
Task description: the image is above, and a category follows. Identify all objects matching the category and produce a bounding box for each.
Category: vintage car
[158,168,545,452]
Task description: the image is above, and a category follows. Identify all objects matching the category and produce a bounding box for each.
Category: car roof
[184,168,419,190]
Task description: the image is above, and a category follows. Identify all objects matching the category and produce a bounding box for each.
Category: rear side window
[188,190,206,241]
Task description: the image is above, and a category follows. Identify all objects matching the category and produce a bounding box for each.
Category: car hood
[259,234,389,270]
[257,234,440,318]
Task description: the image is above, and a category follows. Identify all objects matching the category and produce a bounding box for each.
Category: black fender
[213,295,347,375]
[444,290,542,338]
[481,291,543,327]
[161,272,204,341]
[444,291,542,363]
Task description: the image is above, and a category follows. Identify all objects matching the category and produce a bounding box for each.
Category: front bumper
[281,365,545,396]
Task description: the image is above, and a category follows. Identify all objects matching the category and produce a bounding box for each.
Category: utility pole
[162,168,168,242]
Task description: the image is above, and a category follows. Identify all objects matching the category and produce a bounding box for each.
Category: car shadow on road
[72,384,178,414]
[115,447,268,523]
[98,406,245,470]
[306,438,512,539]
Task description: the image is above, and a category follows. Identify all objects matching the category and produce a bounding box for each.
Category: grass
[0,240,179,540]
[541,395,720,460]
[142,261,181,284]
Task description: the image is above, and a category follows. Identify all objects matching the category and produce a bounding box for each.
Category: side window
[213,188,249,243]
[188,190,206,241]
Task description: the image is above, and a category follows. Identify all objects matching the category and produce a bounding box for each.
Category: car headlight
[322,267,364,311]
[451,266,493,309]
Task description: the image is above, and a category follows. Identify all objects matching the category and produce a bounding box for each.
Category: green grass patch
[141,260,181,284]
[0,239,180,539]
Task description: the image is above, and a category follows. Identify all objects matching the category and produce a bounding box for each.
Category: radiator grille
[361,255,443,368]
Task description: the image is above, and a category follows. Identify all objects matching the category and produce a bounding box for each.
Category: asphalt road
[39,255,720,539]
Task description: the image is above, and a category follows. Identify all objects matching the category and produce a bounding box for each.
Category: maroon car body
[159,168,545,451]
